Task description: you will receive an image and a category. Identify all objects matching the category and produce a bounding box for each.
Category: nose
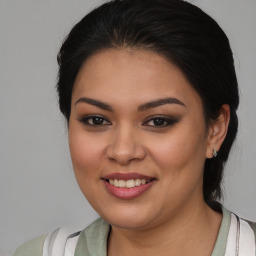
[106,124,146,165]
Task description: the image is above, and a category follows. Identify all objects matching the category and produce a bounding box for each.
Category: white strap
[51,228,73,256]
[42,229,56,256]
[43,227,80,256]
[239,218,255,256]
[64,236,80,256]
[225,214,255,256]
[225,214,238,256]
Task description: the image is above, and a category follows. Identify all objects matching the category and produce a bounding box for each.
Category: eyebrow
[75,97,113,111]
[138,97,186,111]
[75,97,186,112]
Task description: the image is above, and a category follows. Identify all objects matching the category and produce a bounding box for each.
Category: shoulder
[223,206,256,250]
[12,235,47,256]
[223,206,256,238]
[212,205,256,256]
[12,219,109,256]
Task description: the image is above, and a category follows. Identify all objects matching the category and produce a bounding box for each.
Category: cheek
[147,130,207,206]
[68,128,106,178]
[68,128,108,209]
[147,126,207,177]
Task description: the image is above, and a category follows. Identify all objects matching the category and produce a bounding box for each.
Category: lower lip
[103,180,154,199]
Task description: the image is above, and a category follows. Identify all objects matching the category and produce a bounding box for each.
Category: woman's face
[69,49,213,229]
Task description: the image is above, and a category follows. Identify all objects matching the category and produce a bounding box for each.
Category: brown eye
[79,115,111,126]
[151,118,166,126]
[89,117,104,125]
[143,116,178,127]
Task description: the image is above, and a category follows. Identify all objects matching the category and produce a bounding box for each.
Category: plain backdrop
[0,0,255,255]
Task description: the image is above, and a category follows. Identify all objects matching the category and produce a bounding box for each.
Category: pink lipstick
[102,173,155,199]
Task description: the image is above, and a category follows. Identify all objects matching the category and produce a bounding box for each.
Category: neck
[108,200,222,256]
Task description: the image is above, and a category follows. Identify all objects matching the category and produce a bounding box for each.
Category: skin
[68,49,230,256]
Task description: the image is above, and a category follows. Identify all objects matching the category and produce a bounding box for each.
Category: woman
[13,0,255,255]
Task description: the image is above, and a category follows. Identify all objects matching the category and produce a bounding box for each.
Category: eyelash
[79,115,111,126]
[79,115,178,128]
[143,116,178,127]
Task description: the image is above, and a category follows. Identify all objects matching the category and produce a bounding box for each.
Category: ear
[206,104,230,159]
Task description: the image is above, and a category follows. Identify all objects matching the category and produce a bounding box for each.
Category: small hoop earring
[212,149,218,158]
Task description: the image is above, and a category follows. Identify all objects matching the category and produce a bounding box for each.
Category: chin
[106,216,151,230]
[97,204,158,230]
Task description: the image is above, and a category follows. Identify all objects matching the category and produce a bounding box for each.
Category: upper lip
[102,172,155,181]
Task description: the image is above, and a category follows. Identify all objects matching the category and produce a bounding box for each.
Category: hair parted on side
[57,0,239,203]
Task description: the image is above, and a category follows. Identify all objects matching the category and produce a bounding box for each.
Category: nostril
[106,142,146,165]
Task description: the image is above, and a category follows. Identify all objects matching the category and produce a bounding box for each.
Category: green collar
[75,218,109,256]
[211,206,231,256]
[75,207,231,256]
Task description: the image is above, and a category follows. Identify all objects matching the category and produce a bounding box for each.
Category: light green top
[12,235,47,256]
[13,207,256,256]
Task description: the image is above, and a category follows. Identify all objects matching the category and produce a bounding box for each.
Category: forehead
[72,48,202,109]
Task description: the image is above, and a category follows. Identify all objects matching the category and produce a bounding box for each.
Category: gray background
[0,0,255,255]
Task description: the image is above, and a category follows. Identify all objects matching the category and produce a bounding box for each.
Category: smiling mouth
[102,174,155,199]
[105,178,153,188]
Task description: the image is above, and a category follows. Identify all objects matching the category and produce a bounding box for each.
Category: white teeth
[135,179,141,186]
[119,180,126,188]
[126,179,135,188]
[114,179,119,187]
[108,179,150,188]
